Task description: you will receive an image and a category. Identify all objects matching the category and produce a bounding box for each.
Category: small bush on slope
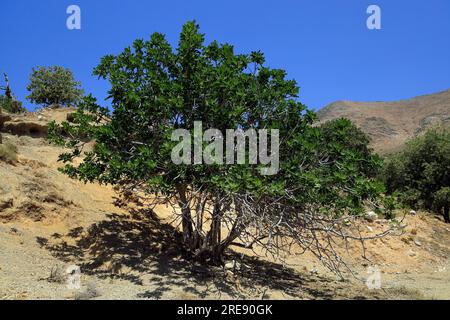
[382,127,450,222]
[0,141,18,164]
[26,66,84,108]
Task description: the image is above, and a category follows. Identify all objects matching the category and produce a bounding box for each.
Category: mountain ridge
[317,89,450,154]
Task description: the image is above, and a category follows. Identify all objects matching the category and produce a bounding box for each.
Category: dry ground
[1,109,449,300]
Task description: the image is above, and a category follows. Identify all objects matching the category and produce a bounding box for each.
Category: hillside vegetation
[317,89,450,154]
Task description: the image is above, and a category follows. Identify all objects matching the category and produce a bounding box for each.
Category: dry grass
[384,286,426,300]
[0,142,18,163]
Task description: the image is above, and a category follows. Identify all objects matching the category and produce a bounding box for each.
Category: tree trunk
[192,194,207,249]
[175,192,244,265]
[176,184,194,247]
[198,200,223,265]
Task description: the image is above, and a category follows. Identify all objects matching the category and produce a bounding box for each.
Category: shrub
[434,187,450,223]
[0,95,25,113]
[317,118,384,214]
[382,194,398,220]
[26,66,84,107]
[382,127,450,222]
[0,141,18,163]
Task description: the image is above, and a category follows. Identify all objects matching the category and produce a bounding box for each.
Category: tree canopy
[49,21,384,268]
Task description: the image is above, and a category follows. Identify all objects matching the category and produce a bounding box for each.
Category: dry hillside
[317,89,450,154]
[1,108,450,300]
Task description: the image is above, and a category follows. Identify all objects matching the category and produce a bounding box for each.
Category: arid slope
[317,89,450,154]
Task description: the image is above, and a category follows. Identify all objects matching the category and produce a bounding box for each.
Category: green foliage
[434,187,450,223]
[0,141,18,163]
[434,187,450,207]
[382,127,450,220]
[26,66,84,107]
[314,118,384,214]
[0,95,25,113]
[49,21,384,262]
[382,194,398,220]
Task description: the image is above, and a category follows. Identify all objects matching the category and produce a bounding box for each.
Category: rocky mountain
[317,89,450,154]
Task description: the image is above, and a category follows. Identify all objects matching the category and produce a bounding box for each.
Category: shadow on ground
[37,208,381,300]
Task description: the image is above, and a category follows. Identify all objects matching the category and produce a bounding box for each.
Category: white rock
[406,249,417,257]
[365,211,378,222]
[366,226,374,232]
[409,210,417,215]
[414,239,422,247]
[224,260,241,271]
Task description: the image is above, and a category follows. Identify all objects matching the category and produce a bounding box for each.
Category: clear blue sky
[1,0,449,111]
